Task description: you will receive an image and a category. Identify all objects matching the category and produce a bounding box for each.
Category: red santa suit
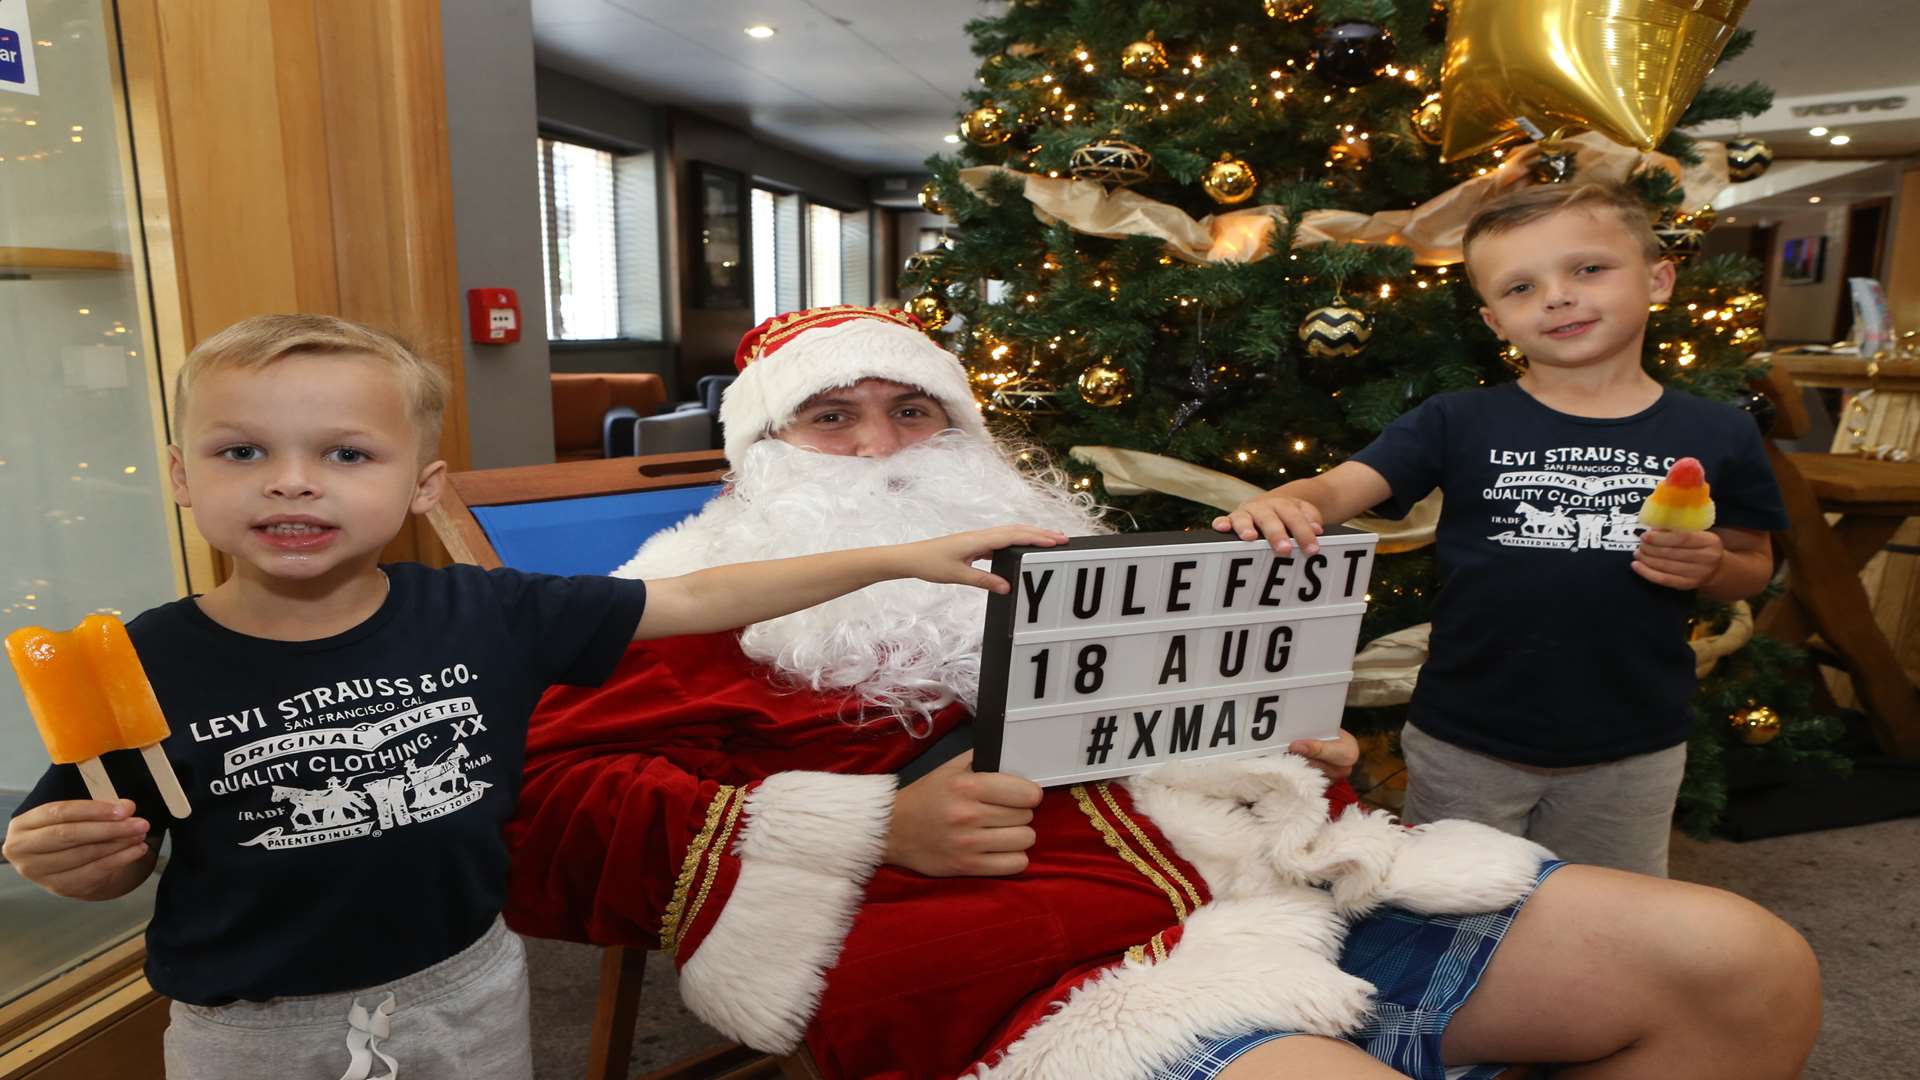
[501,306,1552,1080]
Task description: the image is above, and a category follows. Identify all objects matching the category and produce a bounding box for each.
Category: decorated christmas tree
[909,0,1849,833]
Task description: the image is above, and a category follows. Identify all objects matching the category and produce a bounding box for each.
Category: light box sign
[0,0,38,97]
[975,528,1378,786]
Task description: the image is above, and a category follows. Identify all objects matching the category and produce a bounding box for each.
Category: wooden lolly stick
[75,757,118,804]
[140,743,192,819]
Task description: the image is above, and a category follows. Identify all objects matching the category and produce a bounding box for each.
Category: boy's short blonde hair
[1462,182,1663,288]
[173,314,451,459]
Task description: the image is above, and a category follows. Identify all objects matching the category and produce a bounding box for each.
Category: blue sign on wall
[0,29,24,85]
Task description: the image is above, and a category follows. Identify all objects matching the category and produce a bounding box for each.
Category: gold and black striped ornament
[1299,298,1374,359]
[1726,137,1773,182]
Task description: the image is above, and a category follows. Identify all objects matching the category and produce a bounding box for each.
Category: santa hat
[718,305,988,466]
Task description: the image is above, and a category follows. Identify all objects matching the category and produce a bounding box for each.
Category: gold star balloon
[1437,0,1750,162]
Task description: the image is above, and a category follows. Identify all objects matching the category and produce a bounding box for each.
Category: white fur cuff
[679,858,866,1052]
[736,771,897,878]
[677,772,897,1052]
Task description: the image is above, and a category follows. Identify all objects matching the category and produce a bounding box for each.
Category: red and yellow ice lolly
[1638,457,1716,532]
[5,615,191,818]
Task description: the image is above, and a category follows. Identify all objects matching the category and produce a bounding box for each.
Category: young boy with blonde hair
[3,313,1065,1079]
[1217,183,1787,876]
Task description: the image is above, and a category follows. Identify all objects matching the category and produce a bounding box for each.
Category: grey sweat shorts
[162,916,532,1080]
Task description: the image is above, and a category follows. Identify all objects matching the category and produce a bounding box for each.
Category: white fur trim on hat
[719,317,988,466]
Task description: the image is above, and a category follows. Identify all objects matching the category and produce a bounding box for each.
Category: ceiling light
[744,24,776,39]
[1808,126,1828,137]
[1724,215,1738,224]
[1830,134,1851,146]
[1808,195,1823,204]
[943,133,961,144]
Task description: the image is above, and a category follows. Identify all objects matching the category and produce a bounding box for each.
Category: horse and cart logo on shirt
[235,700,492,850]
[1483,468,1660,553]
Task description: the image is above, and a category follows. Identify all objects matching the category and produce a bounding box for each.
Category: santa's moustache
[618,432,1108,732]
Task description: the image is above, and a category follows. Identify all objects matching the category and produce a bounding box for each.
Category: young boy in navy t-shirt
[1216,183,1786,876]
[3,314,1065,1079]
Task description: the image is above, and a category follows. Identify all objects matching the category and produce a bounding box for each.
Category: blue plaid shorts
[1151,860,1566,1080]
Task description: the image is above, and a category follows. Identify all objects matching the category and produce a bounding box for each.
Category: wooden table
[1774,350,1920,392]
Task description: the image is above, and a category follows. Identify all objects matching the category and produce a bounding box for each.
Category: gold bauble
[917,181,948,216]
[1328,137,1371,170]
[1076,360,1134,408]
[1731,704,1782,746]
[1724,291,1767,328]
[989,374,1062,420]
[1120,34,1169,78]
[961,103,1015,147]
[1202,153,1259,206]
[1263,0,1315,21]
[1530,141,1578,183]
[1654,206,1714,262]
[1070,135,1153,188]
[1299,300,1374,359]
[1437,0,1751,162]
[906,291,951,331]
[1410,93,1445,146]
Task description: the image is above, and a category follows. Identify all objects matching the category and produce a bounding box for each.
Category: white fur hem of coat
[676,772,895,1053]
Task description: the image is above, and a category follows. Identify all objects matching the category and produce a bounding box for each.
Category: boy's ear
[1478,305,1506,340]
[1649,257,1677,303]
[410,459,448,516]
[167,445,192,508]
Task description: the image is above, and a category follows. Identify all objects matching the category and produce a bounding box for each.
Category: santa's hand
[1289,729,1359,782]
[895,525,1070,594]
[885,751,1042,877]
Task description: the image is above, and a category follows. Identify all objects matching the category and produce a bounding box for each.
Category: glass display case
[0,0,182,1020]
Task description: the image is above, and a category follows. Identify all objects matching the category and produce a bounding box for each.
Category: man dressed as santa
[505,306,1819,1080]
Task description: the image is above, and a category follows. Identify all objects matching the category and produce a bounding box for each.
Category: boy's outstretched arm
[633,524,1070,639]
[1213,460,1395,555]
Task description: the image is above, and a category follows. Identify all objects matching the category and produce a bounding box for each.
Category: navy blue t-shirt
[1352,382,1787,766]
[14,563,646,1005]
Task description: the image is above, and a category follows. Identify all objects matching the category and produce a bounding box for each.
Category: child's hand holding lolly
[1633,456,1728,591]
[6,614,191,818]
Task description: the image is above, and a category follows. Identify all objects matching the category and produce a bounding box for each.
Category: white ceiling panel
[532,0,1920,176]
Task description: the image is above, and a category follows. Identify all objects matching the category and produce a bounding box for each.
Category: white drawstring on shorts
[339,992,399,1080]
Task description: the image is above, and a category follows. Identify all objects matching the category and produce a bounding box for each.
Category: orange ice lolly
[1637,457,1716,532]
[5,615,191,817]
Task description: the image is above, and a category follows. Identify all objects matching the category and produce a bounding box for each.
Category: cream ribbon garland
[959,133,1729,267]
[1068,445,1438,553]
[1067,446,1753,705]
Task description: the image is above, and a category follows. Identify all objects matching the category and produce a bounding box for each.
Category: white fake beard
[631,433,1109,732]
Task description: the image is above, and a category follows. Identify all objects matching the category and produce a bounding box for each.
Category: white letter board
[974,526,1377,786]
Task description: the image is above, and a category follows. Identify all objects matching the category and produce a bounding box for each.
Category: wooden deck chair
[1751,365,1920,759]
[425,450,807,1079]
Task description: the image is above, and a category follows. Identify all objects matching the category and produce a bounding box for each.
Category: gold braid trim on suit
[1096,783,1205,911]
[1071,783,1189,923]
[659,784,741,953]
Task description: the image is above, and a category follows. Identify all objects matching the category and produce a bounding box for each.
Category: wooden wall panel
[120,0,468,568]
